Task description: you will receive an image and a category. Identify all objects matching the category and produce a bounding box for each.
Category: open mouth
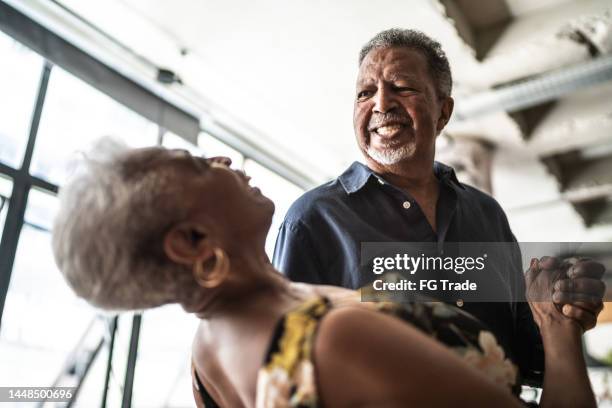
[370,122,409,138]
[235,170,260,195]
[376,124,403,136]
[244,173,261,195]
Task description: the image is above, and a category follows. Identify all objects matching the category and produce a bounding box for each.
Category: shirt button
[402,201,411,209]
[456,299,464,307]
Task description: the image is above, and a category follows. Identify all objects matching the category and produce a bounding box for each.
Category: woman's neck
[194,257,309,321]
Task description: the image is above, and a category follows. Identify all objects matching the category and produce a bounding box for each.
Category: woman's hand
[553,259,606,331]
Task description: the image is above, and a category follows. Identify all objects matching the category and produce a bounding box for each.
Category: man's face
[353,47,452,168]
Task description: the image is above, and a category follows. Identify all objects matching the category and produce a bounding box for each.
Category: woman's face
[138,147,275,248]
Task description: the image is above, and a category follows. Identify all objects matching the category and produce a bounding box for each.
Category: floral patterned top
[257,292,521,407]
[194,294,522,407]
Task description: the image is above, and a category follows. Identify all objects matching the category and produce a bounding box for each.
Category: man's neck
[366,158,438,194]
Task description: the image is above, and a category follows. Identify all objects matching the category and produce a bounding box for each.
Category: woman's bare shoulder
[289,281,360,303]
[314,304,395,353]
[312,304,522,408]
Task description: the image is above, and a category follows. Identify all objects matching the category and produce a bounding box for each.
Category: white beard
[366,143,415,165]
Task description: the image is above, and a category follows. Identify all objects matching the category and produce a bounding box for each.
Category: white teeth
[376,125,402,136]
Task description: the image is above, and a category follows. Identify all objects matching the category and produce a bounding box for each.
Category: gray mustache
[368,113,413,130]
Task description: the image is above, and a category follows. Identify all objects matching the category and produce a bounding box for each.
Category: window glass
[23,185,58,231]
[31,67,158,185]
[198,132,244,169]
[0,32,44,169]
[0,189,102,391]
[243,159,304,256]
[0,176,12,243]
[72,313,141,407]
[162,131,203,156]
[131,305,199,407]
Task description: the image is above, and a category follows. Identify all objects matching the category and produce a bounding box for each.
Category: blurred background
[0,0,611,406]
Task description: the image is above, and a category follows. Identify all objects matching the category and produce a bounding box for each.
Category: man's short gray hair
[358,28,452,99]
[52,138,196,311]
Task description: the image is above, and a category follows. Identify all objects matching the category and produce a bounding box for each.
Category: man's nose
[372,88,397,113]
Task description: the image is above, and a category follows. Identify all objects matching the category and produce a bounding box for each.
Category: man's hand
[553,258,606,331]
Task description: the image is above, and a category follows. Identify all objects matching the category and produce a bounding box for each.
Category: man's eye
[357,90,373,100]
[395,86,417,93]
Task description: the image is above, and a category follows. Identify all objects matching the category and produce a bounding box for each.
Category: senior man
[273,28,605,386]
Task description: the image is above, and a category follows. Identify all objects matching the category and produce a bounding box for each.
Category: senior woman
[52,141,596,408]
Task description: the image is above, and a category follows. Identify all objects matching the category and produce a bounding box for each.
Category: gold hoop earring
[193,248,230,288]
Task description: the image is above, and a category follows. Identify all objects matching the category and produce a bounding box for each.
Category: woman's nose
[206,156,232,167]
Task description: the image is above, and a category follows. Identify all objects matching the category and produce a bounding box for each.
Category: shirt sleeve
[515,300,545,387]
[272,221,323,284]
[505,228,545,387]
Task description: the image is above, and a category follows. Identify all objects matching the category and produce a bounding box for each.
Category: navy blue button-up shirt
[273,161,544,385]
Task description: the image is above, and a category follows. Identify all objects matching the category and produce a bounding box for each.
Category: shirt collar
[338,161,465,194]
[434,161,465,190]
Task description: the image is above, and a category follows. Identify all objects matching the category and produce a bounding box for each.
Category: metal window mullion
[121,314,142,408]
[21,62,52,171]
[0,62,51,328]
[101,316,119,408]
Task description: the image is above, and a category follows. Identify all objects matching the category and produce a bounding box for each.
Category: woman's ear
[163,222,212,265]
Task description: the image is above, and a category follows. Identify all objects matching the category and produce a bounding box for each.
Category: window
[72,313,141,407]
[162,131,203,156]
[131,305,199,407]
[0,32,43,169]
[31,67,158,186]
[0,176,12,243]
[199,132,244,169]
[0,41,161,405]
[0,189,101,388]
[0,19,307,407]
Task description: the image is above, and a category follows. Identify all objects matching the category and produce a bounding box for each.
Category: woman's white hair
[52,138,196,311]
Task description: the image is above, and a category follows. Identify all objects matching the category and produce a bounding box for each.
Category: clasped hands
[526,256,606,331]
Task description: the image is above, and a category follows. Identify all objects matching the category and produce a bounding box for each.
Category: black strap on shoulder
[194,369,220,408]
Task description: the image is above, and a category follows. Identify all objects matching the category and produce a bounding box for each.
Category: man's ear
[163,222,212,266]
[436,96,454,134]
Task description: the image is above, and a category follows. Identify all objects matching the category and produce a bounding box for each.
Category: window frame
[0,4,306,407]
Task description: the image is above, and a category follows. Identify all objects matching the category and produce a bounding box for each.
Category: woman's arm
[314,306,523,408]
[537,318,595,408]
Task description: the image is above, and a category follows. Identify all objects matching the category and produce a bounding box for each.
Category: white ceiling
[15,0,612,241]
[52,0,484,179]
